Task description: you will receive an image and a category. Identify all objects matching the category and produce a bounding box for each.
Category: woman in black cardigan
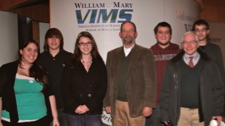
[0,39,59,126]
[61,31,107,126]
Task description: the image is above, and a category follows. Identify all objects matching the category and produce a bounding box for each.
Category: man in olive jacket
[160,32,224,126]
[103,21,156,126]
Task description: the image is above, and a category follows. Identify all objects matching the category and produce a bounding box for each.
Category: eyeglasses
[122,30,135,33]
[78,42,92,46]
[182,40,197,45]
[157,31,170,34]
[195,28,207,32]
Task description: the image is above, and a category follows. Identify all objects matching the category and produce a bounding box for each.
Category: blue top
[2,74,47,122]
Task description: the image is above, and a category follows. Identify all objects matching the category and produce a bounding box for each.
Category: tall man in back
[103,21,156,126]
[146,22,181,126]
[37,28,72,126]
[192,19,225,91]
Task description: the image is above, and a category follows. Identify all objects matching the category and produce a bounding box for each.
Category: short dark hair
[120,21,137,32]
[154,22,172,35]
[44,28,64,51]
[192,19,209,31]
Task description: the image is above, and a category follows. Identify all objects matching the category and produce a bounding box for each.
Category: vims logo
[75,2,133,24]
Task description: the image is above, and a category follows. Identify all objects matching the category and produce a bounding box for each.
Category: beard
[122,36,136,45]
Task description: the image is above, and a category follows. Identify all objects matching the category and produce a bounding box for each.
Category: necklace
[81,56,92,72]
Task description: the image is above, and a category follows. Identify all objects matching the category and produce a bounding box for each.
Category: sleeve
[143,49,157,108]
[103,52,112,107]
[211,63,224,116]
[160,63,173,122]
[85,61,108,111]
[215,47,225,94]
[42,75,54,97]
[60,65,79,112]
[0,65,8,97]
[39,64,53,97]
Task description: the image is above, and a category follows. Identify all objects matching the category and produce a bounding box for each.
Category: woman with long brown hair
[61,31,107,126]
[0,39,59,126]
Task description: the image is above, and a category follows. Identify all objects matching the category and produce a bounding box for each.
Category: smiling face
[47,36,60,51]
[20,42,38,65]
[155,26,171,46]
[78,37,93,56]
[182,33,199,55]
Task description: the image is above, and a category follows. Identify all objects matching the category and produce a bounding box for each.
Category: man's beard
[122,36,135,45]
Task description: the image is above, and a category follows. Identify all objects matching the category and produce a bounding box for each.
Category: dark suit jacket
[103,44,156,118]
[61,57,107,115]
[160,50,224,126]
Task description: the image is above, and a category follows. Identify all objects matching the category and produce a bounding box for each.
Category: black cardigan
[0,61,53,125]
[61,58,107,115]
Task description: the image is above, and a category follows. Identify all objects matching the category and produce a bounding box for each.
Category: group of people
[0,19,224,126]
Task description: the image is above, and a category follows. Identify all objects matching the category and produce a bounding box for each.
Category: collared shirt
[36,50,72,109]
[123,44,135,57]
[183,52,200,66]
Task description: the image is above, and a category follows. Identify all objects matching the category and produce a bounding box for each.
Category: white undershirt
[123,44,135,57]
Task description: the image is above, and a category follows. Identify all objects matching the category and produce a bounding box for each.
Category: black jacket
[0,61,53,125]
[61,58,107,115]
[37,50,72,109]
[160,49,224,126]
[199,40,225,94]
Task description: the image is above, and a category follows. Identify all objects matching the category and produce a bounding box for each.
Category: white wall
[0,11,18,66]
[50,0,200,62]
[39,22,50,53]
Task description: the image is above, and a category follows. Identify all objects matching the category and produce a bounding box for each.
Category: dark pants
[2,116,49,126]
[65,114,103,126]
[50,108,68,126]
[145,105,165,126]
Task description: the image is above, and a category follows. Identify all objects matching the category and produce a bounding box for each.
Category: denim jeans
[65,114,103,126]
[145,105,165,126]
[50,108,68,126]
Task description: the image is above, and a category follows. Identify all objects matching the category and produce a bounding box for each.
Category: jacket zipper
[172,63,179,125]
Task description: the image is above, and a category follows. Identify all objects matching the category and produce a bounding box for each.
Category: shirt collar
[183,52,200,66]
[123,44,135,57]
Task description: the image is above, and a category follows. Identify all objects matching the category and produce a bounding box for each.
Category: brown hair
[44,28,64,51]
[19,39,50,90]
[69,31,102,66]
[120,21,137,32]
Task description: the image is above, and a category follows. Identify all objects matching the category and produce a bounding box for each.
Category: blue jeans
[50,108,68,126]
[145,105,165,126]
[65,114,103,126]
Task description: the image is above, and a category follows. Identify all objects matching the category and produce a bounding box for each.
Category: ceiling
[0,0,49,22]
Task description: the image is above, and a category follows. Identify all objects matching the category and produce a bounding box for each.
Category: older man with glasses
[160,31,224,126]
